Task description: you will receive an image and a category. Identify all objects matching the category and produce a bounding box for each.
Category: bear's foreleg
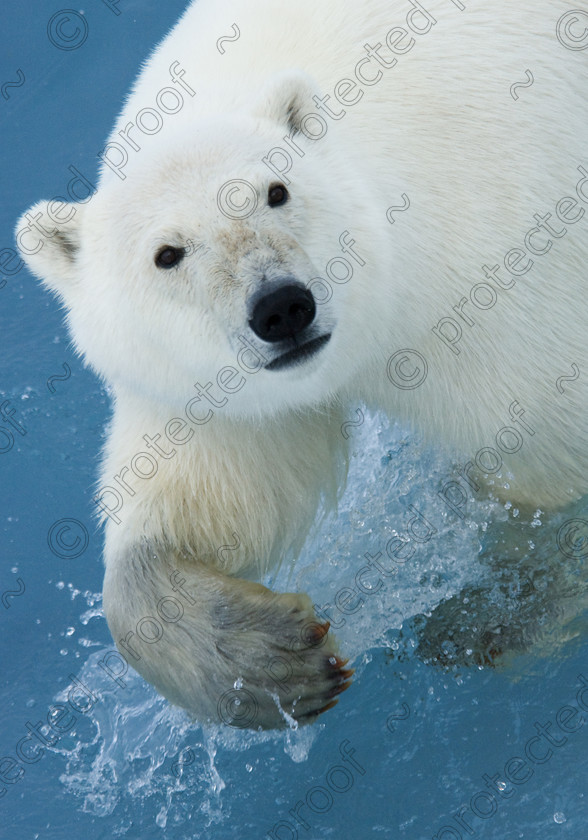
[103,540,353,728]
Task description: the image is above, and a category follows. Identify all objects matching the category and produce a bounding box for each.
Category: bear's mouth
[264,333,331,371]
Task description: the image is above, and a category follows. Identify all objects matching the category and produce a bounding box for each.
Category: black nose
[249,284,316,343]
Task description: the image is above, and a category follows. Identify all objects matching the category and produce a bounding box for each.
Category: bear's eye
[155,245,185,269]
[268,184,289,207]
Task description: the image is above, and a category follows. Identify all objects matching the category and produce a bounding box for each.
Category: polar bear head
[17,72,387,418]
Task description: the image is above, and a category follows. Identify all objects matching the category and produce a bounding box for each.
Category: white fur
[17,0,588,726]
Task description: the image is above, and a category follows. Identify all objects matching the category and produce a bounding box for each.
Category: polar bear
[17,0,588,728]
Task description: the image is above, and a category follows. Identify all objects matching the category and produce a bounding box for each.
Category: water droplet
[233,677,243,689]
[554,812,566,824]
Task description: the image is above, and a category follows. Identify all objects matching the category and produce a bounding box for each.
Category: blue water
[2,2,587,838]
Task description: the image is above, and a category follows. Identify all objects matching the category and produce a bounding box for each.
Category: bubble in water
[554,812,566,824]
[156,805,167,828]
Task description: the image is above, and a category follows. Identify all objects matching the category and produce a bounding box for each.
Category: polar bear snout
[246,281,332,371]
[248,282,316,343]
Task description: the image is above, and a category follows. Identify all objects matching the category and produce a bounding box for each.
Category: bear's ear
[253,69,318,132]
[15,200,83,302]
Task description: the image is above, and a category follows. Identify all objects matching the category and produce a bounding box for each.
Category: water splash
[50,409,585,833]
